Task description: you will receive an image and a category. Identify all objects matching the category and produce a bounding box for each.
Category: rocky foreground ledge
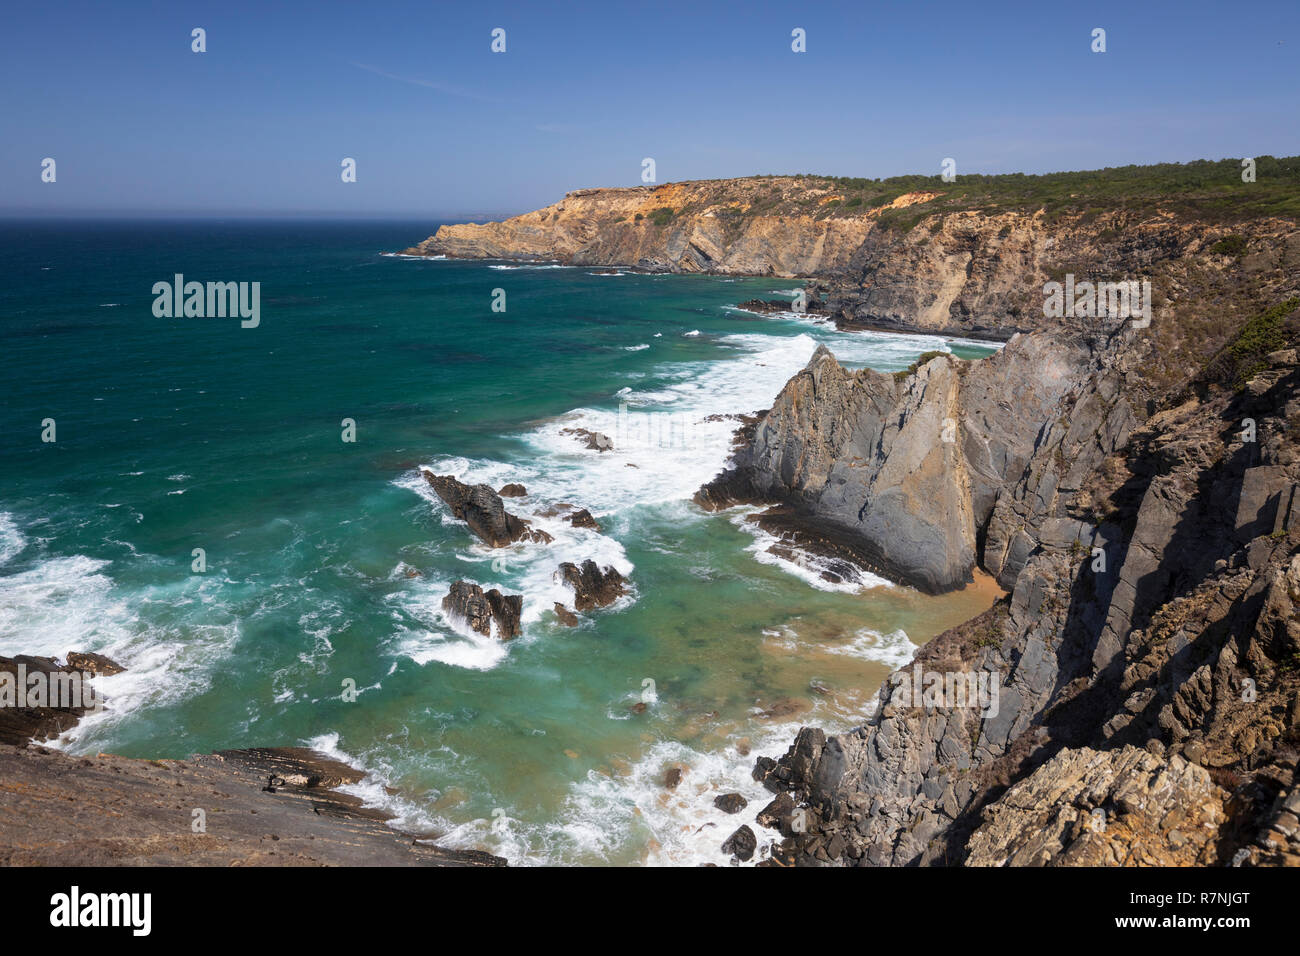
[0,744,504,866]
[0,654,504,867]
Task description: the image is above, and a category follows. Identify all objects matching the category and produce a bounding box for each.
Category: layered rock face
[746,320,1300,867]
[0,745,505,866]
[0,654,120,747]
[401,179,892,277]
[401,175,1298,340]
[964,746,1227,866]
[422,471,551,546]
[699,324,1135,593]
[442,581,523,640]
[557,559,627,612]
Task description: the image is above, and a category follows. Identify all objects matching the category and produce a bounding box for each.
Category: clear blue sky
[2,0,1296,218]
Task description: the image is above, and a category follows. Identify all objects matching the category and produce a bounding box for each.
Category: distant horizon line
[0,210,504,222]
[6,152,1297,223]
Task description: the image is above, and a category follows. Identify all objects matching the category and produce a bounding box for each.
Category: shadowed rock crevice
[738,296,1300,866]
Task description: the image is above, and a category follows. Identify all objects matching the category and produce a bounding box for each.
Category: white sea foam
[386,570,510,671]
[390,465,633,667]
[829,627,918,668]
[393,328,908,647]
[0,549,241,749]
[0,513,26,567]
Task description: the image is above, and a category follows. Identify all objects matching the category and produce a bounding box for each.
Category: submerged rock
[553,603,579,627]
[441,581,523,640]
[561,427,613,452]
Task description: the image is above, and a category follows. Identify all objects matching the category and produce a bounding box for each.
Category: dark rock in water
[441,581,523,640]
[0,654,120,747]
[557,559,627,611]
[498,483,527,497]
[422,471,550,547]
[566,508,601,531]
[484,590,523,640]
[756,697,809,720]
[755,791,795,830]
[721,824,757,861]
[629,701,647,714]
[714,793,748,814]
[553,603,579,627]
[561,427,614,452]
[664,766,684,790]
[63,652,125,677]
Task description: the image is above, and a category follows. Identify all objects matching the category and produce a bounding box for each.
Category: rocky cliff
[402,159,1300,341]
[409,161,1300,866]
[696,325,1136,593]
[731,290,1300,865]
[402,178,907,277]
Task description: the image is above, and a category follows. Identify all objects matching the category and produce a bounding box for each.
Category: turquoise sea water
[0,220,999,865]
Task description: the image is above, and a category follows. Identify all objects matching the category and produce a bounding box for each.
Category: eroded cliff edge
[717,295,1300,865]
[401,159,1300,340]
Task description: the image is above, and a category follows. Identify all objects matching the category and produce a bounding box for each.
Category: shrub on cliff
[893,350,950,380]
[1202,297,1300,388]
[1210,234,1247,256]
